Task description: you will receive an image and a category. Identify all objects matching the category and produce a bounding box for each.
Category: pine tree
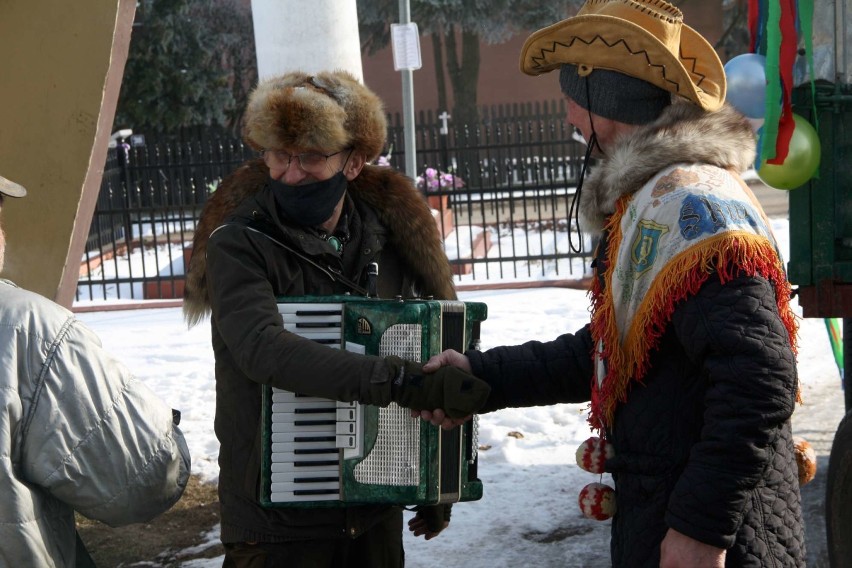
[115,0,256,136]
[358,1,582,126]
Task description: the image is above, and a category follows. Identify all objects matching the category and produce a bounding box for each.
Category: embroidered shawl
[587,163,798,432]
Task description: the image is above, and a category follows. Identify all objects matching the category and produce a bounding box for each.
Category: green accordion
[260,296,487,508]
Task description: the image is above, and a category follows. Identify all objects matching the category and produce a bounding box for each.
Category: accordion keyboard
[269,302,360,502]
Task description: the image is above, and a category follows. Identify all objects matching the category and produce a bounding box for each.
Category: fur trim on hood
[579,102,757,233]
[243,70,388,162]
[182,162,456,326]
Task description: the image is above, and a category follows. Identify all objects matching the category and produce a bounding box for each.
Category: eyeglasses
[261,148,349,174]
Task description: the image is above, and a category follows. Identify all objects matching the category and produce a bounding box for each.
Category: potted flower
[416,167,465,210]
[374,147,464,211]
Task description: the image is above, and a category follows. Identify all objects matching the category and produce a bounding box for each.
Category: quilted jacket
[467,103,806,567]
[0,279,190,567]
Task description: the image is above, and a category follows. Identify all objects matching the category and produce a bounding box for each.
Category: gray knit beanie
[559,64,671,125]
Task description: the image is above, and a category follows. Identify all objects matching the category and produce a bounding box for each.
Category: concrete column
[0,0,136,306]
[250,0,363,81]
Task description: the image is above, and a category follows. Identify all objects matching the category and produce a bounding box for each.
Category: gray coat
[0,279,190,567]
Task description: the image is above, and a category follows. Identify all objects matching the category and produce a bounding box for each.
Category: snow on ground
[75,218,842,566]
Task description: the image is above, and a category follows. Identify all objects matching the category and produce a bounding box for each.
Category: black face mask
[270,171,348,227]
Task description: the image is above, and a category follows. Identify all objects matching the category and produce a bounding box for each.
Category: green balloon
[757,114,821,190]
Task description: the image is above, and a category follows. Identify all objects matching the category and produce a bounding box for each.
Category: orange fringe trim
[589,197,800,433]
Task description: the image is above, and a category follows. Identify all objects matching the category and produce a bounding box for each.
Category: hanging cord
[568,132,598,253]
[567,78,602,254]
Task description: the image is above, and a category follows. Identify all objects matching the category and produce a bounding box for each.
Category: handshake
[379,355,490,418]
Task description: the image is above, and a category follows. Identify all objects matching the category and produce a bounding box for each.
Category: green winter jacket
[183,161,457,544]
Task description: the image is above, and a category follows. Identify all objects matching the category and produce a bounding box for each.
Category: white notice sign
[391,23,422,71]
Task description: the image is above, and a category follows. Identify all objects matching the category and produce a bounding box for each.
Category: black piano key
[294,407,336,414]
[294,435,336,443]
[294,310,342,316]
[293,419,337,427]
[293,488,340,496]
[293,460,339,467]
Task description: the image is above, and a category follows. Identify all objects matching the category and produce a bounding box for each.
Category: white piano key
[336,434,357,449]
[271,469,339,482]
[271,390,333,402]
[270,421,335,433]
[271,401,337,413]
[282,328,341,342]
[270,461,341,474]
[277,302,343,314]
[270,439,339,453]
[271,451,340,464]
[270,492,339,502]
[270,432,336,444]
[271,439,338,452]
[336,407,358,422]
[272,411,338,424]
[271,481,340,494]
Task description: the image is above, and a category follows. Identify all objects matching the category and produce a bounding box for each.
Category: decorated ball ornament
[757,113,821,190]
[575,436,615,474]
[578,482,616,521]
[724,53,767,119]
[793,436,817,486]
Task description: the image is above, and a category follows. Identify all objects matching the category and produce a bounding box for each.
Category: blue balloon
[724,53,767,119]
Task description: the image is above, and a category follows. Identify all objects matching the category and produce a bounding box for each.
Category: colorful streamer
[748,0,761,53]
[759,0,782,162]
[825,318,844,381]
[766,0,797,165]
[798,0,819,132]
[750,0,817,165]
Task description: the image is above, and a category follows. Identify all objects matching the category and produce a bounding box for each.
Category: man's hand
[409,349,478,428]
[660,528,725,568]
[410,408,471,430]
[384,355,489,419]
[422,349,472,374]
[407,505,450,540]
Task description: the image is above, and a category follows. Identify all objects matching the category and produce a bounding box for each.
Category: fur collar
[183,162,456,326]
[579,102,757,233]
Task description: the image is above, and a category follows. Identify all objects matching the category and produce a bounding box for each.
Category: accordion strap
[236,222,370,297]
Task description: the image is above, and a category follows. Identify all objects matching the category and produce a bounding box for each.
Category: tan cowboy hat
[0,174,26,198]
[519,0,726,112]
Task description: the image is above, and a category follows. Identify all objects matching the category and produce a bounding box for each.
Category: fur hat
[243,70,388,162]
[519,0,726,112]
[0,175,26,198]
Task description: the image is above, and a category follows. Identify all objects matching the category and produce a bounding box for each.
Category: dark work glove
[408,504,452,539]
[415,504,451,532]
[384,355,490,418]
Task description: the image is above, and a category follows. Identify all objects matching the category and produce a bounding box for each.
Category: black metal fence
[75,100,596,304]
